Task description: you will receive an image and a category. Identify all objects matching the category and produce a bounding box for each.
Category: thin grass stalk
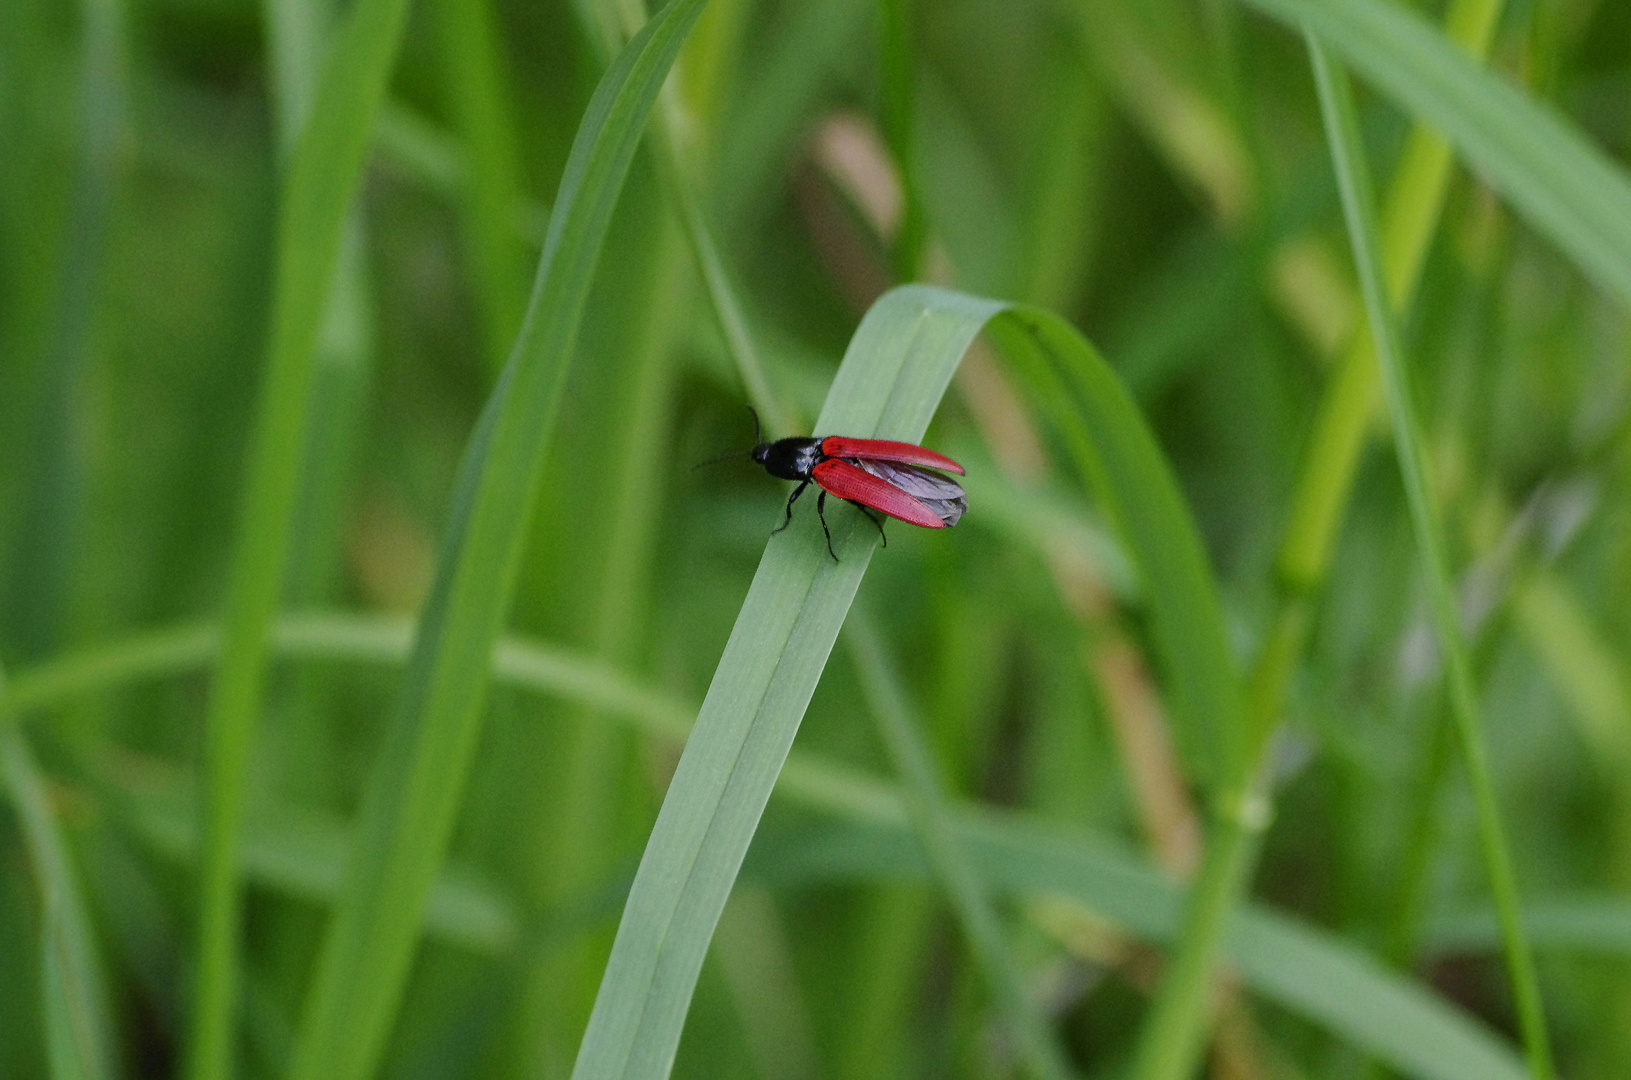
[666,155,790,431]
[188,0,414,1068]
[1308,32,1555,1079]
[845,606,1077,1080]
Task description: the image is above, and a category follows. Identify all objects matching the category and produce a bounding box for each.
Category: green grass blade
[668,157,791,432]
[1,718,119,1080]
[845,607,1076,1080]
[984,311,1246,794]
[568,284,999,1080]
[189,0,414,1066]
[1309,33,1555,1079]
[1238,0,1631,309]
[3,625,220,713]
[281,5,712,1080]
[0,616,699,740]
[1425,898,1631,957]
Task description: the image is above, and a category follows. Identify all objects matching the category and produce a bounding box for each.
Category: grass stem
[1309,32,1555,1079]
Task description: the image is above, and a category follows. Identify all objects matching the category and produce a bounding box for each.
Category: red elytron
[751,425,967,560]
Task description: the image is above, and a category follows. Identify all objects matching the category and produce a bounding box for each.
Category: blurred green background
[3,0,1631,1078]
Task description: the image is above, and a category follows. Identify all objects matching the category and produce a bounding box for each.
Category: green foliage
[3,0,1631,1079]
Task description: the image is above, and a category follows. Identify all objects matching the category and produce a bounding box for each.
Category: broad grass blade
[281,4,713,1080]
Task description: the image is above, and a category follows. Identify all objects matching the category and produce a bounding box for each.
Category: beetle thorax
[755,437,824,481]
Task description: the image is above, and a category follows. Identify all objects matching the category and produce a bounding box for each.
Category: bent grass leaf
[571,282,1244,1080]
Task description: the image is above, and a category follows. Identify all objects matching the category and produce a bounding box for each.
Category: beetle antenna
[748,406,763,445]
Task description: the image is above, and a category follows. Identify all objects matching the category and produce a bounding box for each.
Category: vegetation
[1,0,1629,1079]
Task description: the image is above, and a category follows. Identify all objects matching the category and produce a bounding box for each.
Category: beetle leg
[854,503,887,547]
[772,481,808,534]
[816,491,839,561]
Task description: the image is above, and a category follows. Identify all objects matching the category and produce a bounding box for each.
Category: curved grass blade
[281,5,713,1080]
[0,619,1530,1080]
[1,718,120,1080]
[572,282,1244,1079]
[1309,33,1554,1079]
[982,311,1245,793]
[1237,0,1631,309]
[190,0,413,1066]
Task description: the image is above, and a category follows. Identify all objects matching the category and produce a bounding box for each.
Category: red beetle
[749,413,966,560]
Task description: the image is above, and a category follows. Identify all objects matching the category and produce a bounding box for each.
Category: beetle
[746,412,967,561]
